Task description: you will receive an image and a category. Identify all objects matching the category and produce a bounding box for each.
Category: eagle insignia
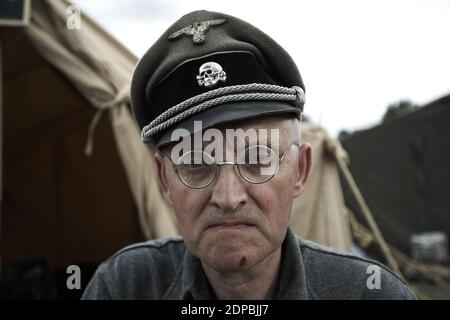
[168,19,226,44]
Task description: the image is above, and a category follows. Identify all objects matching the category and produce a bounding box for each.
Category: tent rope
[325,138,403,277]
[84,109,105,156]
[84,86,130,156]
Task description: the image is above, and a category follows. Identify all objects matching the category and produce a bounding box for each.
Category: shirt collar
[273,227,309,299]
[162,227,309,300]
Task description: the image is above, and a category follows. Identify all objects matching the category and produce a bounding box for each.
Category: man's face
[155,116,311,273]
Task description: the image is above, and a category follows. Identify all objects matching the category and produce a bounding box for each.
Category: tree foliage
[382,100,418,123]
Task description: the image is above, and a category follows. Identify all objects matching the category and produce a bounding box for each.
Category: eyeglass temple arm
[280,143,300,163]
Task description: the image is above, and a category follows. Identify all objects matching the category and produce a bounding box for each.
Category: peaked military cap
[131,10,305,147]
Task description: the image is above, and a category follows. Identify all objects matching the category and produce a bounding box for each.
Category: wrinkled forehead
[164,115,295,153]
[218,115,294,137]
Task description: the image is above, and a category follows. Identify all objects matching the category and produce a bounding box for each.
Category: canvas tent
[0,0,178,298]
[290,124,352,251]
[1,0,353,298]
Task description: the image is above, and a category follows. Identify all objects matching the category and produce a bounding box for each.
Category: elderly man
[82,10,415,300]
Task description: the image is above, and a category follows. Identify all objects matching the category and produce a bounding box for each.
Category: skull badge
[196,62,227,87]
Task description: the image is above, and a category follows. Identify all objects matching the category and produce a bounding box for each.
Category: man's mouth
[207,222,254,230]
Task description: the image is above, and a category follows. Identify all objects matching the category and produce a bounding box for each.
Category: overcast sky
[75,0,450,137]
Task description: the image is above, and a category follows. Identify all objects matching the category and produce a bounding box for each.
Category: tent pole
[326,139,403,278]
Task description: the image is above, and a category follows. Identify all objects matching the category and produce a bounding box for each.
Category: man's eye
[244,154,273,166]
[239,163,261,175]
[259,159,274,167]
[186,164,206,168]
[181,163,212,170]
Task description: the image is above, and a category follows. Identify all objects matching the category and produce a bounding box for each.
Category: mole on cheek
[239,256,246,266]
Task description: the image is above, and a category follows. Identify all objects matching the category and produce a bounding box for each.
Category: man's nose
[210,165,248,211]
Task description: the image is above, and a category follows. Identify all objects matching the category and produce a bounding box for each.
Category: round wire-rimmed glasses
[161,143,299,189]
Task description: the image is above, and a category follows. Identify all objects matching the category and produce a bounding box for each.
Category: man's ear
[154,151,173,206]
[292,143,312,198]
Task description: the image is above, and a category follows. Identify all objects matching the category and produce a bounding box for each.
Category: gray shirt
[82,228,415,300]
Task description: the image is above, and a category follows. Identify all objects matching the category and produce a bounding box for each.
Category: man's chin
[203,251,257,273]
[198,241,261,272]
[200,228,256,250]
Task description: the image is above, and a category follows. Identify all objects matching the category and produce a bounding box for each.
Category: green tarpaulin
[341,94,450,257]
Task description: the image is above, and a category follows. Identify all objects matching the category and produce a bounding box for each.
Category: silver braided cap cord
[141,83,305,143]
